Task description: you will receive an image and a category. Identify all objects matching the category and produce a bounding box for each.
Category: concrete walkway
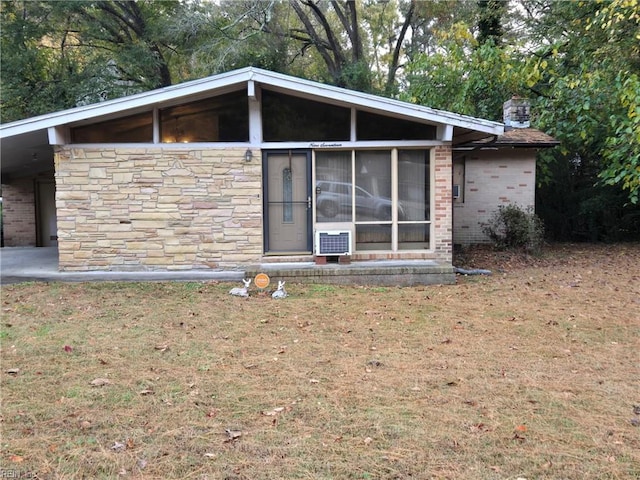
[0,247,245,285]
[1,247,456,286]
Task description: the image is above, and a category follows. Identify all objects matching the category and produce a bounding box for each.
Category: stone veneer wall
[55,147,262,271]
[453,149,536,245]
[1,178,37,246]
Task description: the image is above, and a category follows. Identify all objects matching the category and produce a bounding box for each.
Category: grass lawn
[1,243,639,479]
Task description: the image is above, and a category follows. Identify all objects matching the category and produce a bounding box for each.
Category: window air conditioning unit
[315,230,352,256]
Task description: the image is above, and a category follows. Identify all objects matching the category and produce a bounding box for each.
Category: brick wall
[433,145,453,261]
[55,146,262,271]
[453,149,536,245]
[1,178,36,246]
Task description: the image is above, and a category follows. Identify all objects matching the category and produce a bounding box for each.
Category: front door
[264,151,311,253]
[36,180,58,247]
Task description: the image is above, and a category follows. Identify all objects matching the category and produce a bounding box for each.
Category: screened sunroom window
[398,150,430,249]
[262,90,350,142]
[160,90,248,143]
[316,151,353,222]
[355,151,392,250]
[315,149,432,252]
[71,112,153,143]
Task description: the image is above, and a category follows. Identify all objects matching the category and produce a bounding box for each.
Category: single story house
[0,67,557,284]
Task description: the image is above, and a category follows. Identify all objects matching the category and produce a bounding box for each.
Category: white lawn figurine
[271,280,288,299]
[229,278,251,297]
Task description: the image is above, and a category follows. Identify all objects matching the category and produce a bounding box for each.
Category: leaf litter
[1,243,639,479]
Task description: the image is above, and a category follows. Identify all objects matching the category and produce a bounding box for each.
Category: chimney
[503,97,530,129]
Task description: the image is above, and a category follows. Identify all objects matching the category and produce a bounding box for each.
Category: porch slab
[246,260,456,286]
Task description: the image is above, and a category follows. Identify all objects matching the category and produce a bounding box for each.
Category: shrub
[482,204,545,253]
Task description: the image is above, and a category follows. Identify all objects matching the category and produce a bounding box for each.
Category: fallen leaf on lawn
[111,441,125,452]
[262,407,285,416]
[470,423,492,432]
[515,425,528,432]
[138,389,154,396]
[9,454,24,463]
[204,453,216,458]
[512,433,526,442]
[154,344,169,352]
[224,429,242,442]
[309,379,319,384]
[126,438,135,449]
[89,378,111,387]
[90,378,111,387]
[364,437,373,445]
[64,345,73,353]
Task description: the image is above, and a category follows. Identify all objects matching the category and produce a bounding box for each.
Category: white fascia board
[251,69,504,135]
[47,126,68,145]
[0,67,255,139]
[1,66,503,140]
[437,125,454,142]
[261,140,445,150]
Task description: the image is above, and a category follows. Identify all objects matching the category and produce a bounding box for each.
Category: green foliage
[599,73,640,204]
[528,0,640,205]
[0,0,189,122]
[482,204,545,253]
[403,24,526,121]
[537,158,640,243]
[477,0,507,46]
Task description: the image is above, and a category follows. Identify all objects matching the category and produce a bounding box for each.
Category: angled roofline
[0,67,254,139]
[0,66,503,139]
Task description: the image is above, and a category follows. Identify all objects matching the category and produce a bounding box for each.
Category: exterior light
[245,149,253,162]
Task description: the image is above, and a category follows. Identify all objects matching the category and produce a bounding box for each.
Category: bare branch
[387,0,415,91]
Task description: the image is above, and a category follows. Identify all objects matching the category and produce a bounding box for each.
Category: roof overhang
[1,66,505,179]
[453,127,560,151]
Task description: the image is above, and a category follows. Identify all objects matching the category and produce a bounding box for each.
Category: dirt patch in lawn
[1,243,639,479]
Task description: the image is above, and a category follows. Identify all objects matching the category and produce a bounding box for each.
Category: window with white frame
[315,149,431,252]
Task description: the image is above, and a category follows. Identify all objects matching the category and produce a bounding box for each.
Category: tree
[477,0,508,45]
[1,0,189,121]
[256,0,416,93]
[0,1,80,120]
[401,16,526,121]
[523,0,640,204]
